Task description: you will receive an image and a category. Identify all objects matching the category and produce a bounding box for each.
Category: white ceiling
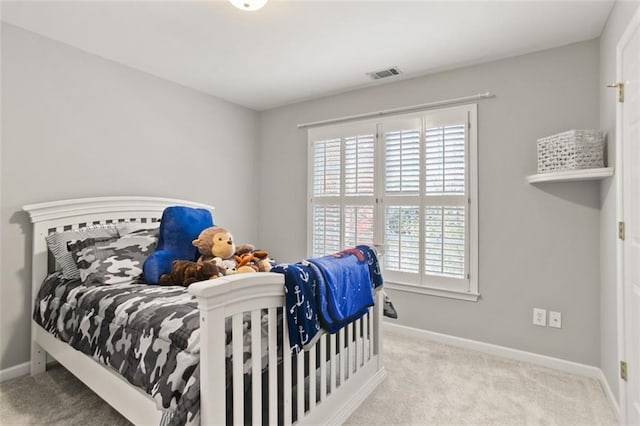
[1,0,615,111]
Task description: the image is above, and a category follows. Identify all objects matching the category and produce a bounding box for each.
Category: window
[308,105,478,301]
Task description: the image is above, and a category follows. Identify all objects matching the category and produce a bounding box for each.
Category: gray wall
[599,0,640,402]
[258,40,602,366]
[0,24,260,370]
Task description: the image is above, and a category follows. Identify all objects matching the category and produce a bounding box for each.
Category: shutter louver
[384,206,420,273]
[385,130,420,194]
[313,139,341,196]
[345,135,375,196]
[425,125,465,195]
[424,206,465,278]
[313,204,341,257]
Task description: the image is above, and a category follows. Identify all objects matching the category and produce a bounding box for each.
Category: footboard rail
[189,272,386,426]
[190,272,285,425]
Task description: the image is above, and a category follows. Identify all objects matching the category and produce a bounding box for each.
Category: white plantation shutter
[309,125,377,258]
[425,125,465,195]
[384,206,420,273]
[423,112,469,287]
[424,206,465,278]
[342,133,376,251]
[313,139,341,196]
[381,119,422,284]
[311,136,342,258]
[313,204,341,256]
[308,105,478,299]
[385,130,420,194]
[345,135,375,195]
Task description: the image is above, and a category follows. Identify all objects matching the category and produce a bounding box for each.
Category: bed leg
[373,291,384,370]
[31,326,46,375]
[31,226,48,376]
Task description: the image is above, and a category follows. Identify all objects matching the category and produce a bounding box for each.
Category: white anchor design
[305,300,313,320]
[294,285,304,307]
[299,325,309,344]
[290,285,304,314]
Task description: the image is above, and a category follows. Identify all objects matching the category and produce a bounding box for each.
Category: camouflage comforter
[33,272,272,425]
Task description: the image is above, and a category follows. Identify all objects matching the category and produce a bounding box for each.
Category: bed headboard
[22,196,215,309]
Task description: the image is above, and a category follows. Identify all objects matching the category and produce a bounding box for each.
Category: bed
[23,196,386,425]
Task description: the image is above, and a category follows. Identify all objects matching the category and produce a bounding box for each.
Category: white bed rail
[189,273,285,426]
[190,273,386,426]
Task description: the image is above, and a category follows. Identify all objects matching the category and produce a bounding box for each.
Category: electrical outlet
[549,311,562,328]
[533,308,546,327]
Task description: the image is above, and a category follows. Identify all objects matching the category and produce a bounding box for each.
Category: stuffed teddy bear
[143,206,214,285]
[158,259,222,287]
[192,226,254,274]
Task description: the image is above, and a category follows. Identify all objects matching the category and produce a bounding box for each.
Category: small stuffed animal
[158,259,222,287]
[234,250,272,273]
[253,250,272,272]
[219,258,237,275]
[192,226,254,267]
[235,253,259,273]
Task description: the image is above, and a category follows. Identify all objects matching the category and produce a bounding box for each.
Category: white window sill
[385,281,480,302]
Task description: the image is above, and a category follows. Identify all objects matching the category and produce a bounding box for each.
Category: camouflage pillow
[45,225,119,279]
[69,232,157,285]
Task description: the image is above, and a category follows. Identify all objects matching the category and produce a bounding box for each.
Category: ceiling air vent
[368,67,401,80]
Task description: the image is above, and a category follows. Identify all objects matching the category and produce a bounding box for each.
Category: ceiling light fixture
[229,0,268,11]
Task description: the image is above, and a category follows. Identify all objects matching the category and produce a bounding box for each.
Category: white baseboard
[0,357,59,384]
[0,361,30,383]
[384,322,621,421]
[385,322,600,376]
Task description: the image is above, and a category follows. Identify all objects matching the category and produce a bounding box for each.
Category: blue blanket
[355,245,384,290]
[272,245,383,352]
[270,263,321,354]
[308,254,372,333]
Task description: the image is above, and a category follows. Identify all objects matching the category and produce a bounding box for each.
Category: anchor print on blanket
[273,263,321,353]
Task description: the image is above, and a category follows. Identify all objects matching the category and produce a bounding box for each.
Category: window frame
[307,104,479,302]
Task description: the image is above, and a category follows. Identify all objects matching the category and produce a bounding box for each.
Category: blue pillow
[142,206,213,284]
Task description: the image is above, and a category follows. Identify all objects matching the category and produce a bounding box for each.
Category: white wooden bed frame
[23,196,386,425]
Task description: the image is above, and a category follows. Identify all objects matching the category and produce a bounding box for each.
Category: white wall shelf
[527,167,614,184]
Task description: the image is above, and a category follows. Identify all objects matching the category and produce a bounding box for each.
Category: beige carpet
[0,329,617,425]
[346,330,617,425]
[0,361,130,425]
